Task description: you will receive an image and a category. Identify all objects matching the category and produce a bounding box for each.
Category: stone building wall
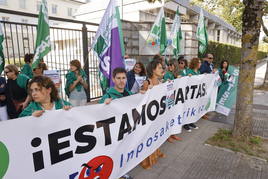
[122,20,198,64]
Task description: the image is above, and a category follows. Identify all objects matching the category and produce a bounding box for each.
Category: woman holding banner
[140,60,166,169]
[178,56,189,77]
[163,58,179,81]
[65,60,88,106]
[19,76,71,117]
[218,60,230,83]
[183,58,201,132]
[126,62,146,93]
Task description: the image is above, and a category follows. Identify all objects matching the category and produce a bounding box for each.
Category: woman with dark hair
[126,62,146,93]
[4,64,30,119]
[65,60,88,106]
[163,58,179,81]
[178,56,189,77]
[21,53,34,78]
[19,76,71,117]
[33,61,48,77]
[140,60,165,169]
[219,60,230,83]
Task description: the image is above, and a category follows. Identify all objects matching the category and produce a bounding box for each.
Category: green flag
[32,0,51,69]
[0,22,4,75]
[170,7,183,57]
[196,9,208,56]
[147,7,167,55]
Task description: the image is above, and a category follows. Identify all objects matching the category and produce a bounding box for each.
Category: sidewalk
[129,90,268,179]
[129,63,268,179]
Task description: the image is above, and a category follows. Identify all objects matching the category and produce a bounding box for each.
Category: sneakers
[183,124,192,132]
[119,174,133,179]
[189,123,199,129]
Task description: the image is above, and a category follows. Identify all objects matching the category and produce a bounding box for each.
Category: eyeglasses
[4,71,10,74]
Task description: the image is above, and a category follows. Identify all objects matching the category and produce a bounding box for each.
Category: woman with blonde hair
[4,64,30,119]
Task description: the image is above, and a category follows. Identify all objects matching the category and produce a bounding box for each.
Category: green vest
[19,99,71,117]
[21,63,33,79]
[163,71,175,81]
[99,88,133,104]
[187,69,200,76]
[65,70,87,97]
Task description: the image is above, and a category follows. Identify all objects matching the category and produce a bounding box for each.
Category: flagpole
[162,0,168,64]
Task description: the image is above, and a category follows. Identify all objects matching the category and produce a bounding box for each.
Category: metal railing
[0,8,102,101]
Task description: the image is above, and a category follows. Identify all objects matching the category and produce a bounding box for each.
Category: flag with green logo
[32,0,51,69]
[92,0,125,93]
[216,65,239,116]
[0,22,4,75]
[170,7,183,57]
[196,9,208,56]
[147,7,167,55]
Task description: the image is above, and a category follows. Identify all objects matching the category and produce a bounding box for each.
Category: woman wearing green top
[21,53,34,79]
[65,60,88,106]
[163,58,179,81]
[187,58,201,76]
[19,76,71,117]
[182,58,201,132]
[178,56,189,77]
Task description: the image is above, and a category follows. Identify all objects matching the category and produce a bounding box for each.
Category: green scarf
[65,69,87,97]
[16,74,30,90]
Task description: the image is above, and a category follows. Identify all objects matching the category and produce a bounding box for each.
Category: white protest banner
[0,74,218,179]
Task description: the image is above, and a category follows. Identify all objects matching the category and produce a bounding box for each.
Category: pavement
[254,58,268,87]
[129,60,268,179]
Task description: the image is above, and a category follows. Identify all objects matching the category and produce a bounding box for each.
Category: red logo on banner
[79,156,113,179]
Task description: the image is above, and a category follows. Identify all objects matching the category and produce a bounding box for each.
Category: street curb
[204,143,268,163]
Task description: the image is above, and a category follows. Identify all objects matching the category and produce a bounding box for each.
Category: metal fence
[0,8,102,101]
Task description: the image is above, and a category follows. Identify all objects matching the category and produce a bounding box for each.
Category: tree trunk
[233,0,265,137]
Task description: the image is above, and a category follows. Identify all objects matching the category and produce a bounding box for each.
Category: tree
[191,0,244,32]
[233,0,265,137]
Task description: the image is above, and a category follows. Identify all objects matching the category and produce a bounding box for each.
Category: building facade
[75,0,242,60]
[0,0,85,25]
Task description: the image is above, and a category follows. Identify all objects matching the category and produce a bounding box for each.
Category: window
[2,17,9,21]
[52,4,57,14]
[0,0,7,5]
[36,1,41,12]
[217,30,220,42]
[19,0,26,9]
[67,8,73,17]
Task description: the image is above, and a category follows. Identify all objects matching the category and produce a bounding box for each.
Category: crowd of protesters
[0,52,229,178]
